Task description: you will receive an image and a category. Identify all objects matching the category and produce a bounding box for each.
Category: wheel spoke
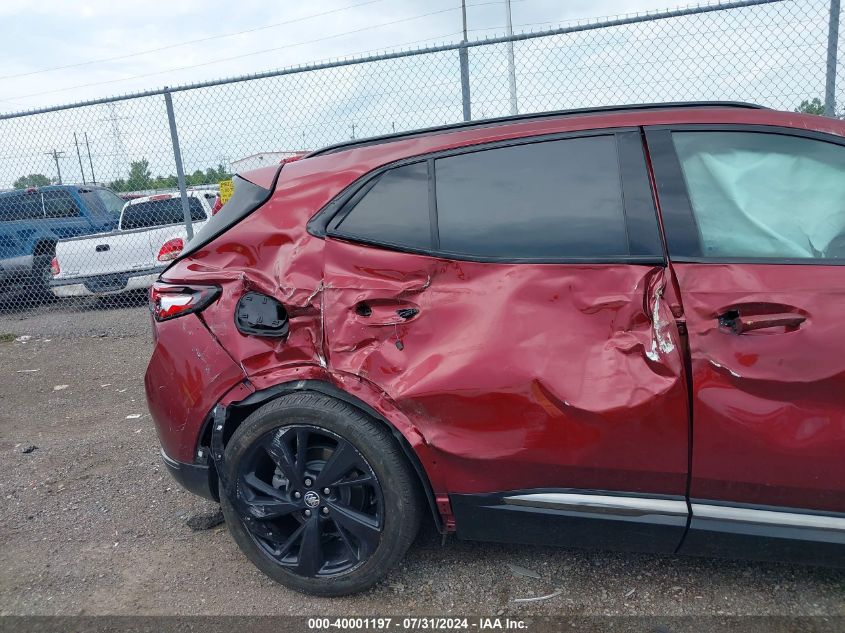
[243,472,286,499]
[295,516,324,576]
[264,431,302,488]
[334,520,359,561]
[315,442,360,488]
[276,521,307,558]
[328,501,381,558]
[295,428,309,479]
[247,518,289,545]
[331,475,374,488]
[239,473,303,519]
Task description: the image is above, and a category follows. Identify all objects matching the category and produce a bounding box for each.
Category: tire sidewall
[219,395,420,596]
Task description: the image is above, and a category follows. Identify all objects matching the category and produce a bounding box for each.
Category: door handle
[719,311,805,334]
[396,308,419,320]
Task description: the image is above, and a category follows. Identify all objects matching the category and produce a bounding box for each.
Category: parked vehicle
[0,185,124,304]
[51,191,212,298]
[145,102,845,596]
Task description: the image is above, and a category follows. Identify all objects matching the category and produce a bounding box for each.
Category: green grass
[0,333,16,343]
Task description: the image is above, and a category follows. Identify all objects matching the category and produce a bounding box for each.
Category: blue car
[0,185,125,304]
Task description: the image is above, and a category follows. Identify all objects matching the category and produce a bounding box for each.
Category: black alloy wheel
[234,424,384,577]
[219,392,423,596]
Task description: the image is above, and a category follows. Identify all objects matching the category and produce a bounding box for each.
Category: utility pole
[45,149,65,185]
[825,0,841,116]
[504,0,518,115]
[351,123,357,140]
[459,0,472,121]
[74,133,87,185]
[84,133,96,184]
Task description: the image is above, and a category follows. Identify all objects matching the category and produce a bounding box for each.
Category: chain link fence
[0,0,841,316]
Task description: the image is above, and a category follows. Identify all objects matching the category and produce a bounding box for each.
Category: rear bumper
[160,448,218,501]
[51,267,164,297]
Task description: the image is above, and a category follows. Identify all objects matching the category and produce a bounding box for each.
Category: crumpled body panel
[675,263,845,512]
[321,239,689,495]
[144,312,249,462]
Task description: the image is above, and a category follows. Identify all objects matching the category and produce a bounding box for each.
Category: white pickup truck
[50,191,215,297]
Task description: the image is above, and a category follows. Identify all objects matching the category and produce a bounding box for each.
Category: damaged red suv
[146,102,845,596]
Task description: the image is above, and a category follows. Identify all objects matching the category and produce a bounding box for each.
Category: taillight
[50,257,60,276]
[149,283,220,322]
[211,196,222,216]
[157,238,184,262]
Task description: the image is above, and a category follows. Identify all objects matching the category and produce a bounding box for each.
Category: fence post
[459,44,472,122]
[826,0,840,117]
[163,89,194,241]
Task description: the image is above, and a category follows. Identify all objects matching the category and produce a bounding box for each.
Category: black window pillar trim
[642,127,703,258]
[426,158,440,251]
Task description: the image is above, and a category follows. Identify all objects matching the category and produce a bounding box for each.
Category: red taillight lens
[50,257,60,276]
[149,283,220,322]
[157,238,184,262]
[211,196,222,216]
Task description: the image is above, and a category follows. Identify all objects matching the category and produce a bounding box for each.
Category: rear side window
[331,135,633,259]
[0,193,43,221]
[80,188,125,218]
[334,162,430,249]
[121,197,206,231]
[43,190,81,218]
[435,136,628,258]
[672,131,845,260]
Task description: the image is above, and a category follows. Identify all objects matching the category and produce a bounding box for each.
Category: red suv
[145,102,845,596]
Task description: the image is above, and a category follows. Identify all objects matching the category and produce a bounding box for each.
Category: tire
[219,392,423,596]
[28,254,55,307]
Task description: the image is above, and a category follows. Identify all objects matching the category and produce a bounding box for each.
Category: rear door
[322,130,692,552]
[646,126,845,562]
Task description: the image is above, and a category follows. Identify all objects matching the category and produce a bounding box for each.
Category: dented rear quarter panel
[144,312,249,462]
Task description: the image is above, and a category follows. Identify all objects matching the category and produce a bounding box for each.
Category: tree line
[13,159,232,192]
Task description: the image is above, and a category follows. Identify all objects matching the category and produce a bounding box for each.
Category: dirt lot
[0,301,843,616]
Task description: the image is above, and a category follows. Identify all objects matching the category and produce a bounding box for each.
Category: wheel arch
[207,378,445,533]
[32,237,57,258]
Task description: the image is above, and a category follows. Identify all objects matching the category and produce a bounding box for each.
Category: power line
[5,3,504,103]
[0,0,386,81]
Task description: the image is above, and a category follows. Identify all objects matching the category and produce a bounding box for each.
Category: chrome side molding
[503,492,688,517]
[503,492,845,534]
[691,503,845,533]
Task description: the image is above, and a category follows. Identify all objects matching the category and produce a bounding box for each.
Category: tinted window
[120,197,206,230]
[335,162,430,249]
[673,131,845,259]
[80,188,125,218]
[0,192,43,222]
[43,190,81,218]
[435,136,628,258]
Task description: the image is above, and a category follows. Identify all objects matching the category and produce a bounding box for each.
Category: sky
[0,0,687,111]
[0,0,837,188]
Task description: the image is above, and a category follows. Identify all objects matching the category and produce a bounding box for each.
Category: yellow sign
[219,179,234,205]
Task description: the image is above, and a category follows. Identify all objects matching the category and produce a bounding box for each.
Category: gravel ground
[0,302,843,616]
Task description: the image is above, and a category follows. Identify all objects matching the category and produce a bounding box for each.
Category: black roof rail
[309,101,767,157]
